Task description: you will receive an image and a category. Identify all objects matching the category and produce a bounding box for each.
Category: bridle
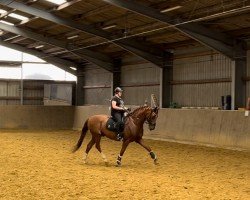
[145,108,158,127]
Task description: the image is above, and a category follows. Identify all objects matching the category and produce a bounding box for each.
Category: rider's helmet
[114,87,123,94]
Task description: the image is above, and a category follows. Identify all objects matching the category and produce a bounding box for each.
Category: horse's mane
[130,105,151,116]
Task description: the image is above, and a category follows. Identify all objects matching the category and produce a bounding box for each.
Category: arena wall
[0,106,74,129]
[0,105,249,151]
[73,106,250,151]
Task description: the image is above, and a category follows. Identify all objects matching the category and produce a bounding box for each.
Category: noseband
[145,110,156,126]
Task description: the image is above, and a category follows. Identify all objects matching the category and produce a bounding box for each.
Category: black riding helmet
[114,87,123,94]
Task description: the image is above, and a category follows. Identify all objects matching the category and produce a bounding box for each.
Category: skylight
[0,20,14,26]
[9,13,29,21]
[44,0,67,5]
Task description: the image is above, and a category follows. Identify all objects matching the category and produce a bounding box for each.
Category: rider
[111,87,126,141]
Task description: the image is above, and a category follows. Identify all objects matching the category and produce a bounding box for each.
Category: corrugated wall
[172,54,232,107]
[121,56,160,105]
[0,79,75,105]
[172,83,231,107]
[0,81,7,105]
[84,88,111,105]
[0,80,20,105]
[83,67,112,105]
[24,80,44,105]
[79,50,248,107]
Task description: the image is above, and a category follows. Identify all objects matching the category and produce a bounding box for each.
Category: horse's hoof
[154,159,159,165]
[116,161,121,167]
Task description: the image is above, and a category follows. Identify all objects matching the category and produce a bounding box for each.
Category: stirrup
[117,133,123,141]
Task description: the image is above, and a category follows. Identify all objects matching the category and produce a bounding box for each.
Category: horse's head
[145,107,159,131]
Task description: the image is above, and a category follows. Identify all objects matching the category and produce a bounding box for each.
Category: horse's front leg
[136,138,158,165]
[116,139,130,166]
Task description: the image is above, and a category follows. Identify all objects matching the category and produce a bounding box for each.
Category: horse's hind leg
[83,137,95,164]
[95,134,108,165]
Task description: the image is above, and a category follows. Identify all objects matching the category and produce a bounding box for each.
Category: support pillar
[160,52,173,108]
[111,59,121,97]
[231,41,247,110]
[76,68,85,106]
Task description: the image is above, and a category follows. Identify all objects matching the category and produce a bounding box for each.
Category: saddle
[106,117,126,133]
[106,117,117,132]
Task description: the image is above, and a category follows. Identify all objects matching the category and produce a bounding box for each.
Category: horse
[72,105,159,166]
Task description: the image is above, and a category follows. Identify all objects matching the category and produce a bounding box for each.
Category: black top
[111,95,124,116]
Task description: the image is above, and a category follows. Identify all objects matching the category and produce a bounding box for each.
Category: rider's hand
[123,107,130,112]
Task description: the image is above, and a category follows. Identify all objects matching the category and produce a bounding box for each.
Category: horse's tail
[72,119,89,153]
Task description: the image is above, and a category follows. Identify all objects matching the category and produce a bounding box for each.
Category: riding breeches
[112,112,125,132]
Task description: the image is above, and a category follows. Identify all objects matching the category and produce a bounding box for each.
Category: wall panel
[121,58,160,105]
[82,66,111,105]
[0,79,75,105]
[173,53,232,107]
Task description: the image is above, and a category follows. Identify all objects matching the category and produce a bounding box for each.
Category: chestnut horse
[72,106,159,166]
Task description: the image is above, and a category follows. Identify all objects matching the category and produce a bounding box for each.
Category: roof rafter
[102,0,236,59]
[74,4,111,19]
[0,21,114,72]
[0,39,77,75]
[3,34,20,42]
[0,0,165,67]
[10,36,27,43]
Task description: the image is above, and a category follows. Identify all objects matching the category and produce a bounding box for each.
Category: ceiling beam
[3,34,20,42]
[102,0,236,59]
[0,39,77,75]
[17,16,38,26]
[74,4,111,19]
[43,46,63,54]
[10,36,27,43]
[26,41,41,48]
[24,0,40,5]
[0,22,114,72]
[0,0,165,67]
[52,0,82,11]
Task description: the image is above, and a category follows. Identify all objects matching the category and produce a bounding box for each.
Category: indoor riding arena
[0,0,250,199]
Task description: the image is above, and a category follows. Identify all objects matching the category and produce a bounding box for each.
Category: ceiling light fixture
[9,13,29,21]
[35,45,44,49]
[102,24,117,30]
[160,6,182,13]
[0,20,14,26]
[67,35,79,39]
[44,0,67,5]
